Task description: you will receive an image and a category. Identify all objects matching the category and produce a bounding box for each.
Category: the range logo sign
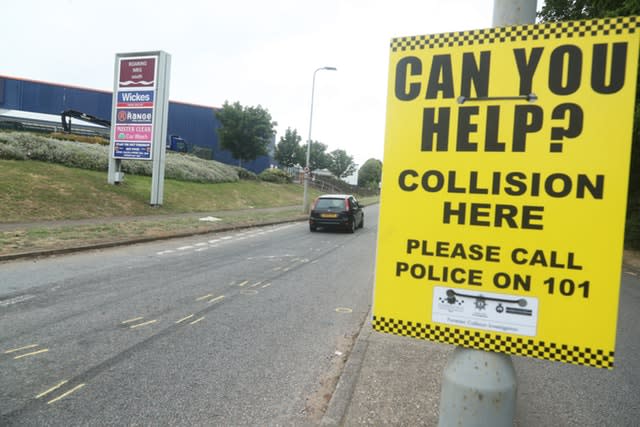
[116,108,153,124]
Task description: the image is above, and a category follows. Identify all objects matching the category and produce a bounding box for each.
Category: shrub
[0,131,239,183]
[259,168,292,183]
[49,132,109,145]
[234,166,259,180]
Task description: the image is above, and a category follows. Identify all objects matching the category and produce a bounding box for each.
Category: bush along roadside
[0,131,240,183]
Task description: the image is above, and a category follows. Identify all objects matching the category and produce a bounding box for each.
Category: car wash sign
[111,55,157,160]
[372,17,640,369]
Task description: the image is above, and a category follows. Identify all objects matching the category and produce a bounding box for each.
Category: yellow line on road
[176,314,194,324]
[121,317,144,324]
[208,295,225,304]
[14,348,49,360]
[196,293,213,301]
[36,380,68,399]
[129,319,158,329]
[4,344,38,354]
[190,316,205,325]
[237,280,249,287]
[47,383,85,404]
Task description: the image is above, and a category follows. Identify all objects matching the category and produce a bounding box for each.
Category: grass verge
[0,160,379,257]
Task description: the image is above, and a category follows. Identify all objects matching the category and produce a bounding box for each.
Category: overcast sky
[2,0,541,167]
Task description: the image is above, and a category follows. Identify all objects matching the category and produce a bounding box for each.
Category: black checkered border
[372,316,614,369]
[391,16,639,52]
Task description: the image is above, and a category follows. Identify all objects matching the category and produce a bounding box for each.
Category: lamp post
[302,66,337,212]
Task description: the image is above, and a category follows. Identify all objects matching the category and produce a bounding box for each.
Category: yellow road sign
[373,17,640,369]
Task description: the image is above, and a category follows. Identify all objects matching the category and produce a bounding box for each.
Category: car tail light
[344,198,350,210]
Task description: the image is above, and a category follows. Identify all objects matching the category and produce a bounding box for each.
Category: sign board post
[373,17,640,370]
[108,51,171,206]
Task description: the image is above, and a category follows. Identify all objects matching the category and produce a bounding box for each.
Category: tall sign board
[373,17,640,368]
[108,51,171,205]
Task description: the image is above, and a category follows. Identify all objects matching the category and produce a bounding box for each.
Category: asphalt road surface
[0,206,379,426]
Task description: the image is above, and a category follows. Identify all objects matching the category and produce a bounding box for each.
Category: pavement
[2,210,640,426]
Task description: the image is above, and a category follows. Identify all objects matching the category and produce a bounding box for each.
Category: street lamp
[302,66,337,212]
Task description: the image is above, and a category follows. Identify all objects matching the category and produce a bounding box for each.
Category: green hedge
[0,131,239,183]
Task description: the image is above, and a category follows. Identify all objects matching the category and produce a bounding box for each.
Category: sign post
[108,51,171,206]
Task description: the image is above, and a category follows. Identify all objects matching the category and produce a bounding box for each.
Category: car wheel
[359,215,364,228]
[348,219,356,233]
[310,225,317,232]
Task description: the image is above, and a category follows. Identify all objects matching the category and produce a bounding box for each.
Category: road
[0,206,379,426]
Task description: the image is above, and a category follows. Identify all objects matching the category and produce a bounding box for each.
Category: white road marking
[47,383,85,404]
[0,294,35,307]
[176,314,195,324]
[130,319,158,329]
[36,380,68,399]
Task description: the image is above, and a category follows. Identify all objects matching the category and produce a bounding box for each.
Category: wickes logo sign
[116,90,155,107]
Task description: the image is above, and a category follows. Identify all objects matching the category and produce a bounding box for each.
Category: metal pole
[150,51,171,206]
[437,2,537,426]
[302,66,336,213]
[492,0,537,26]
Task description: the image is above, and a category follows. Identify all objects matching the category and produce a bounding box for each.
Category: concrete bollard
[438,347,517,427]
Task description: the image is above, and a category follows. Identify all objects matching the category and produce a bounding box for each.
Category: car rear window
[315,198,345,209]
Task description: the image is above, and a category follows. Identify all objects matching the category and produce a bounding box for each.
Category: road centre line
[0,294,36,306]
[195,247,209,252]
[36,380,68,399]
[261,283,272,288]
[208,295,225,304]
[250,281,263,288]
[196,293,213,301]
[189,316,205,325]
[121,317,144,325]
[176,314,195,324]
[4,344,39,354]
[47,383,85,405]
[129,319,158,329]
[177,245,194,251]
[194,242,207,247]
[237,280,249,287]
[14,348,49,360]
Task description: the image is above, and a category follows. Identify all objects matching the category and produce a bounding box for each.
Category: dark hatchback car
[309,194,364,233]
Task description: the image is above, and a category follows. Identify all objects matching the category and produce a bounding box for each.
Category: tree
[538,1,640,247]
[328,149,357,179]
[358,158,382,189]
[538,0,640,21]
[300,141,332,171]
[274,127,303,168]
[216,101,277,167]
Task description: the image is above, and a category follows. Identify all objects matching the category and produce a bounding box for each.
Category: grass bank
[0,159,315,222]
[0,160,379,257]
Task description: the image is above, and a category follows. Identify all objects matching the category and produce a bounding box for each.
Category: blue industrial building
[0,75,274,173]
